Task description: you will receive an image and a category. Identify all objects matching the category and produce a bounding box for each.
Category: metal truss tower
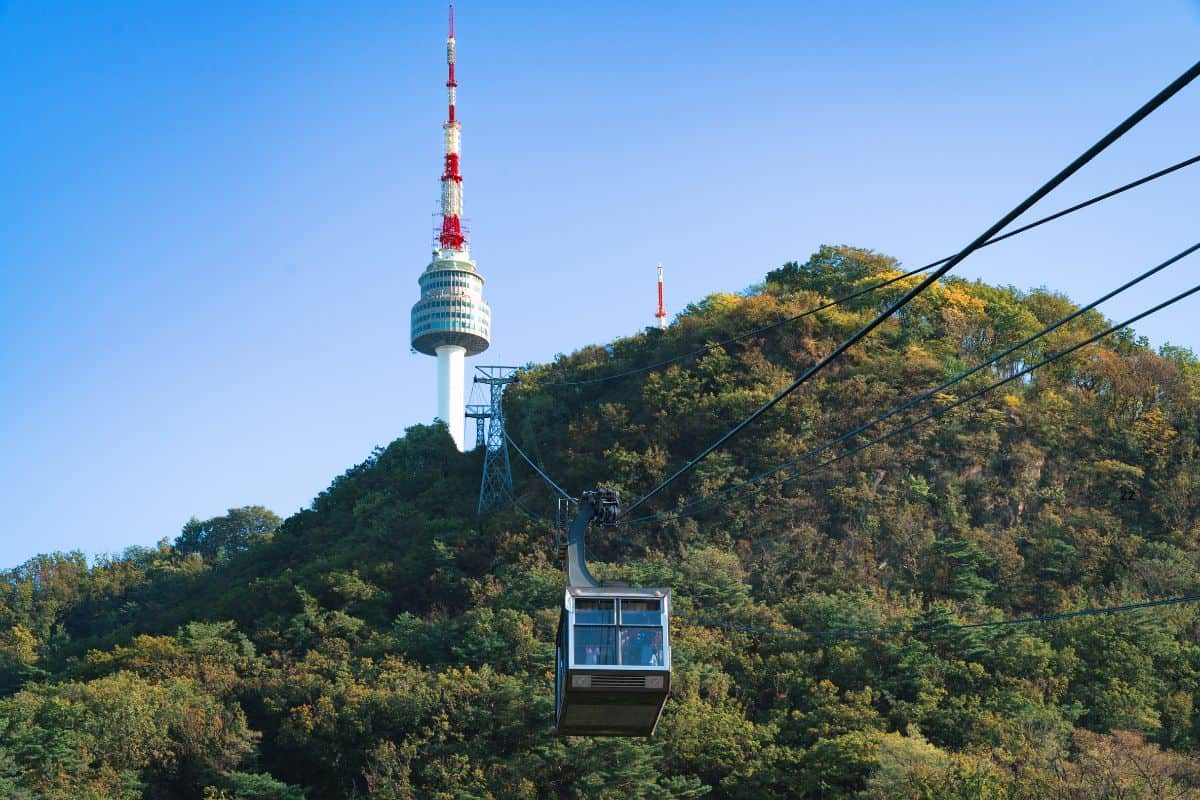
[475,366,518,513]
[465,404,490,449]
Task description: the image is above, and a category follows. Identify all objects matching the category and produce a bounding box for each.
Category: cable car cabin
[555,586,671,737]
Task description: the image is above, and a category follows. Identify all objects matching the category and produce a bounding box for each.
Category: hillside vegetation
[3,246,1200,798]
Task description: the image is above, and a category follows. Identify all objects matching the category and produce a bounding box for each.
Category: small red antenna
[449,3,455,39]
[655,264,667,330]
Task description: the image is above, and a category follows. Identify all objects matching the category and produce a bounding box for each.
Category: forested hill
[5,245,1200,799]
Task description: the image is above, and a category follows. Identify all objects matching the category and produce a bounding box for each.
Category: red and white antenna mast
[439,3,465,250]
[655,263,668,330]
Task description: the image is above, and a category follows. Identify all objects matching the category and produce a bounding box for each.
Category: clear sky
[1,1,1198,568]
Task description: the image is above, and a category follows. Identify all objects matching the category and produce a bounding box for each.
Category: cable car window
[620,627,664,666]
[574,626,617,665]
[575,599,615,624]
[620,599,661,625]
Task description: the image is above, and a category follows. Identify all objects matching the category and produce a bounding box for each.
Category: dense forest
[4,246,1200,798]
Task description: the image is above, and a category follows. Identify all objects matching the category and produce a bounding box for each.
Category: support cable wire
[504,429,575,503]
[626,242,1200,525]
[633,275,1200,525]
[619,60,1200,520]
[542,153,1200,389]
[678,593,1200,640]
[512,497,556,526]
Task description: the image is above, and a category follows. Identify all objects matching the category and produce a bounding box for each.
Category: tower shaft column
[437,345,467,449]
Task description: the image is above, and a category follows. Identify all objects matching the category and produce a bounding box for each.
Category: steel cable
[632,276,1200,524]
[504,429,575,503]
[677,593,1200,640]
[626,242,1200,524]
[620,60,1200,520]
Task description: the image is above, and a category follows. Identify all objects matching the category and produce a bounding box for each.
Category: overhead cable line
[678,593,1200,640]
[797,281,1200,478]
[635,274,1200,525]
[626,242,1200,524]
[620,59,1200,520]
[541,152,1200,389]
[512,497,556,526]
[504,429,575,503]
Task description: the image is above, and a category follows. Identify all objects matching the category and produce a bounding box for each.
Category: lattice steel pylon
[465,404,490,450]
[475,366,518,513]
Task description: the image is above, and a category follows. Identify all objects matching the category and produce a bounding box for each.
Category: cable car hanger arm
[564,489,620,589]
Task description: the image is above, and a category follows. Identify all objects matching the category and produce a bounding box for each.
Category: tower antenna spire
[440,1,462,245]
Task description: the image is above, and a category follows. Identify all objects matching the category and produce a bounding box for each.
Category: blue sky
[1,1,1198,568]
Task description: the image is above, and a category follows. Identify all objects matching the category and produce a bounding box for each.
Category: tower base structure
[437,344,467,450]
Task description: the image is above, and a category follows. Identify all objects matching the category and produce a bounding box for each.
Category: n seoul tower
[411,4,491,451]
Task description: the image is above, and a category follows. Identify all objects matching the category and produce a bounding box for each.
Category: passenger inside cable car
[621,628,663,666]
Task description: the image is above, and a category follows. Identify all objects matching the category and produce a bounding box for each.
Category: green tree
[176,506,281,562]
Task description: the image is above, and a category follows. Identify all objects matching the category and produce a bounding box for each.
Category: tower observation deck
[410,4,491,451]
